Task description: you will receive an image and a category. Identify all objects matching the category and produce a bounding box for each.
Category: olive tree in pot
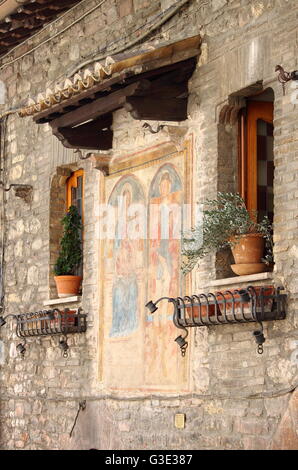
[54,205,83,298]
[181,192,273,276]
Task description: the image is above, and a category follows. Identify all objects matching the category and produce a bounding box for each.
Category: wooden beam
[53,127,113,150]
[48,81,151,129]
[73,114,113,132]
[124,97,188,122]
[35,0,77,4]
[52,114,113,150]
[0,36,29,47]
[149,61,196,88]
[0,0,83,58]
[0,24,10,34]
[36,11,60,21]
[138,82,189,99]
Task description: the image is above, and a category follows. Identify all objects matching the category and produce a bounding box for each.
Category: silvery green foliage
[181,192,273,275]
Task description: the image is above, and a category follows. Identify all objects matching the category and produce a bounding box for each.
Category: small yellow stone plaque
[174,413,186,429]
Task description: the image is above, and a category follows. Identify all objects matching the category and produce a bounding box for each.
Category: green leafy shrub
[181,192,273,274]
[54,205,82,276]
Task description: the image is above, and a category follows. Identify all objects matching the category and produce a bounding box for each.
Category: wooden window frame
[238,101,274,216]
[66,169,84,223]
[66,169,84,277]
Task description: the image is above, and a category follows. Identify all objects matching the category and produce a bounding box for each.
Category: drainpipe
[0,0,27,20]
[0,116,6,314]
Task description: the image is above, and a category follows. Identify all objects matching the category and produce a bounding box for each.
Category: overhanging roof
[0,0,84,57]
[19,35,201,151]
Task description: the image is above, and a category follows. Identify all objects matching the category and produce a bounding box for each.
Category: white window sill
[43,296,82,306]
[208,272,273,288]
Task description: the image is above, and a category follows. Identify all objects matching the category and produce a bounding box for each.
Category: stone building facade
[0,0,297,450]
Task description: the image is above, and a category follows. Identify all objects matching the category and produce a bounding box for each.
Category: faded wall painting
[108,176,145,338]
[100,143,192,391]
[102,175,146,389]
[145,164,185,388]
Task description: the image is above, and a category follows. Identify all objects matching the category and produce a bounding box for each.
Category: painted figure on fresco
[109,178,145,338]
[146,164,183,385]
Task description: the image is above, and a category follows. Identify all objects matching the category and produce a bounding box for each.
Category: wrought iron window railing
[15,308,87,338]
[0,308,87,358]
[146,286,287,356]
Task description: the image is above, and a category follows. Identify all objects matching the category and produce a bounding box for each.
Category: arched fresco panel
[100,142,193,391]
[102,175,146,388]
[145,164,186,388]
[108,176,145,338]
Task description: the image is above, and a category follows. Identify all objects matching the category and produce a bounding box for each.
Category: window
[66,169,84,219]
[238,92,274,223]
[66,169,84,276]
[215,88,274,279]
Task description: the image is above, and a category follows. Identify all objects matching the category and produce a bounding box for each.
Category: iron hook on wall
[59,335,69,358]
[16,338,27,359]
[275,65,298,95]
[142,122,165,134]
[253,327,266,355]
[0,181,33,203]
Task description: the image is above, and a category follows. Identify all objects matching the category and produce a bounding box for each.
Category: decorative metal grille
[14,308,87,338]
[146,286,287,356]
[172,286,286,329]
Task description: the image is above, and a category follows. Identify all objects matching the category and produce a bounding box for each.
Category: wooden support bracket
[51,114,113,151]
[124,96,188,121]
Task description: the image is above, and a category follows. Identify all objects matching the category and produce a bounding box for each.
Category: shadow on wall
[66,389,298,450]
[271,388,298,450]
[67,401,124,450]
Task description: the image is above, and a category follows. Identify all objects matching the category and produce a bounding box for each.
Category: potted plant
[54,205,83,298]
[181,192,273,276]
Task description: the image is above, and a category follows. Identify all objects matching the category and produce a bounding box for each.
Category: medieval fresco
[102,175,146,388]
[108,176,145,338]
[145,164,185,387]
[101,147,190,391]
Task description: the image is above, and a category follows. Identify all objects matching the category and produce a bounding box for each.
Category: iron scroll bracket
[275,65,298,95]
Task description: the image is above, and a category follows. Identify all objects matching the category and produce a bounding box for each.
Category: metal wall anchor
[253,328,266,355]
[59,336,69,358]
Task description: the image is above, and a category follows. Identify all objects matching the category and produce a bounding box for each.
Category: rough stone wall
[0,0,297,450]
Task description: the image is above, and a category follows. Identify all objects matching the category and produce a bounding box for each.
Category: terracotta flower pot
[186,303,221,319]
[54,275,82,298]
[48,308,77,328]
[216,286,275,314]
[60,309,77,327]
[230,233,266,275]
[231,233,265,264]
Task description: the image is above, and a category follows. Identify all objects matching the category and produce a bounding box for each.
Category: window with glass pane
[239,98,274,221]
[257,119,274,223]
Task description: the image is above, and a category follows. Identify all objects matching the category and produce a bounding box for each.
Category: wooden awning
[19,35,201,150]
[0,0,84,57]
